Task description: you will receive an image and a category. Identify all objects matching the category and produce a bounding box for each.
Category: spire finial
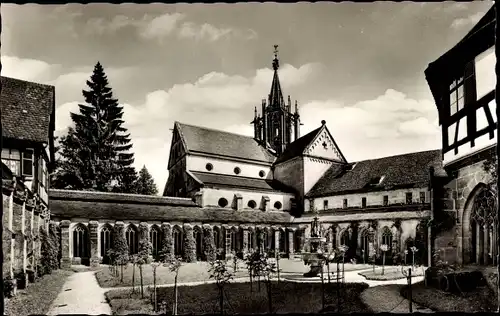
[272,45,279,71]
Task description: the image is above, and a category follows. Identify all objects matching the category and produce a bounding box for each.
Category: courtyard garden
[358,265,426,281]
[105,281,371,315]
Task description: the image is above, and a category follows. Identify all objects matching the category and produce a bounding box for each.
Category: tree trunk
[153,268,157,312]
[277,256,280,283]
[336,262,340,313]
[132,263,136,293]
[219,286,224,315]
[327,262,331,284]
[140,265,144,298]
[250,269,253,293]
[174,273,178,315]
[321,262,325,311]
[267,279,273,314]
[120,264,124,283]
[382,253,386,275]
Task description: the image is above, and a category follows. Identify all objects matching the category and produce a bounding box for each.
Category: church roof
[274,126,323,164]
[176,122,276,163]
[49,189,292,224]
[190,171,295,193]
[1,76,55,144]
[306,149,443,197]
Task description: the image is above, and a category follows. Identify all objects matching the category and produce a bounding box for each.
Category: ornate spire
[269,45,284,109]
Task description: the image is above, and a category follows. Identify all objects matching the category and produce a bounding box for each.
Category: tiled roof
[190,171,295,193]
[49,189,197,207]
[49,190,292,223]
[176,122,276,163]
[1,76,55,143]
[274,126,322,164]
[306,149,443,197]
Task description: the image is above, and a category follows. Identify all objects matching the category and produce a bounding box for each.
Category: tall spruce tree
[135,165,158,195]
[53,62,137,192]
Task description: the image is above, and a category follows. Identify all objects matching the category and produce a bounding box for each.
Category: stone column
[89,221,100,267]
[288,229,295,257]
[60,220,71,269]
[242,228,249,255]
[483,224,490,265]
[274,229,280,254]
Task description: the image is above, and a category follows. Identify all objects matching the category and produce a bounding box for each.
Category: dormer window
[367,176,384,187]
[449,61,475,116]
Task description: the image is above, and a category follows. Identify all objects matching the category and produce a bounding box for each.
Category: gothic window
[73,224,89,258]
[340,230,349,247]
[194,228,203,260]
[360,230,369,261]
[470,189,497,264]
[262,230,269,250]
[214,228,220,250]
[173,226,183,256]
[279,229,286,253]
[100,225,113,258]
[234,167,241,175]
[150,226,161,260]
[230,229,238,252]
[259,170,266,178]
[248,200,257,209]
[126,225,139,255]
[383,195,389,206]
[218,198,228,208]
[381,227,393,251]
[248,230,255,251]
[274,201,282,210]
[206,163,213,171]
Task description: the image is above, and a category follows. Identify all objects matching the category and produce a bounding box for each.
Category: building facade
[425,6,498,266]
[1,76,55,282]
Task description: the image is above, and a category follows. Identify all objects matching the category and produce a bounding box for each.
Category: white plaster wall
[303,157,333,196]
[187,155,272,179]
[305,128,344,162]
[202,187,294,211]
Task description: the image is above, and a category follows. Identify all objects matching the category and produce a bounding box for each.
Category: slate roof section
[306,149,443,197]
[190,171,295,193]
[274,126,323,164]
[1,76,55,143]
[49,190,292,224]
[49,189,197,207]
[176,122,276,163]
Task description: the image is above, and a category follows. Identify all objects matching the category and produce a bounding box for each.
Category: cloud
[139,13,186,40]
[451,11,485,29]
[1,55,60,82]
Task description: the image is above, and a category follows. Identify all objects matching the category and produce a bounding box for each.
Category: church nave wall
[187,155,272,180]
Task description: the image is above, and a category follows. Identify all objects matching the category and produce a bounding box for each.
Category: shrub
[203,226,216,262]
[3,276,16,298]
[183,225,196,263]
[159,224,173,263]
[40,226,53,275]
[112,224,129,282]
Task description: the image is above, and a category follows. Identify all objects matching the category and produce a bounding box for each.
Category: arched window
[382,227,393,251]
[262,230,269,250]
[194,227,203,260]
[340,230,349,247]
[248,230,255,251]
[230,229,238,252]
[470,189,497,265]
[279,229,286,253]
[126,226,139,255]
[294,229,303,253]
[100,225,113,258]
[360,230,369,262]
[218,198,228,208]
[150,226,161,260]
[214,227,220,250]
[173,226,183,257]
[73,224,89,258]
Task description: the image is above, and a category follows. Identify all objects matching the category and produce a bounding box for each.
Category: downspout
[428,166,435,267]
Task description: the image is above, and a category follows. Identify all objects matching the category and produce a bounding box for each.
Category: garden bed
[402,280,497,313]
[359,266,425,281]
[5,269,74,316]
[105,281,371,315]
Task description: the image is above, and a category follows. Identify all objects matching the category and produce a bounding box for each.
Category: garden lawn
[404,280,497,313]
[105,281,371,315]
[96,261,249,288]
[5,269,74,316]
[359,266,425,281]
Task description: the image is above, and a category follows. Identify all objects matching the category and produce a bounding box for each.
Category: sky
[1,2,494,194]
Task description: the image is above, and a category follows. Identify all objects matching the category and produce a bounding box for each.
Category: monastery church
[38,47,441,268]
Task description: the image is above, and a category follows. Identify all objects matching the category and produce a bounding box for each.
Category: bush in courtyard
[40,226,53,275]
[208,251,234,315]
[49,223,61,270]
[3,276,15,298]
[112,224,129,282]
[183,225,196,263]
[159,224,173,263]
[138,223,153,298]
[203,226,216,262]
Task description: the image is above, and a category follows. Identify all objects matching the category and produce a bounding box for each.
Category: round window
[218,198,228,208]
[274,201,282,210]
[206,163,213,171]
[234,167,241,175]
[248,200,257,209]
[259,170,266,178]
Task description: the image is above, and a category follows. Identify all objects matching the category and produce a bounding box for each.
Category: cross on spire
[272,44,280,71]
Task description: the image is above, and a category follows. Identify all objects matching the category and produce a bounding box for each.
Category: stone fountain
[302,215,326,277]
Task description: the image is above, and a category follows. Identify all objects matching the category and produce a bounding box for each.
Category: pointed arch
[173,225,183,257]
[150,225,161,261]
[339,228,350,247]
[359,228,370,263]
[279,227,287,254]
[126,224,139,255]
[72,223,89,264]
[100,223,114,262]
[381,226,393,251]
[193,225,204,261]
